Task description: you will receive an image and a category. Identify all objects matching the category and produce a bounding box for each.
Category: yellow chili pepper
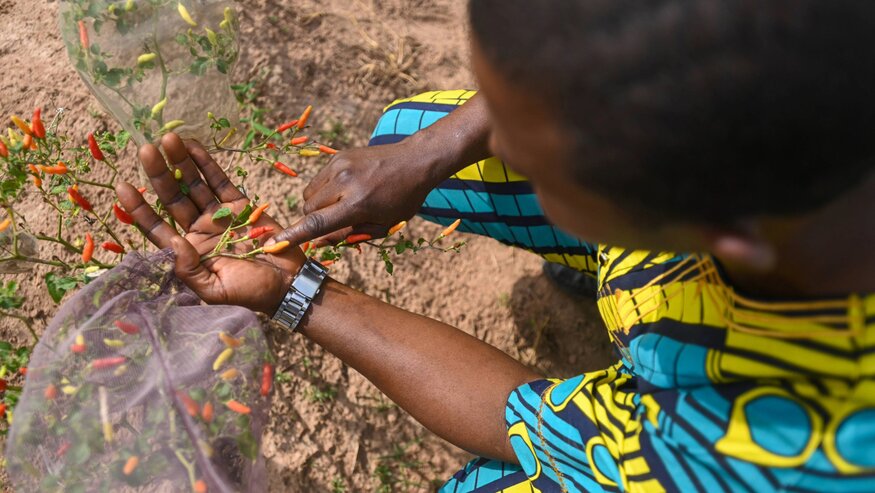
[150,98,167,119]
[220,368,240,381]
[125,0,135,11]
[103,338,125,348]
[212,347,233,371]
[205,27,218,46]
[113,364,128,377]
[10,116,32,136]
[160,120,185,133]
[388,221,407,236]
[174,168,183,180]
[224,7,234,25]
[299,149,321,157]
[178,2,197,27]
[62,385,78,395]
[137,53,157,65]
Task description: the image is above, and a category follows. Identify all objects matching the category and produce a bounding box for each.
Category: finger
[170,236,221,302]
[302,183,343,216]
[139,142,199,231]
[313,223,388,247]
[271,203,354,247]
[311,227,354,247]
[115,182,181,249]
[183,140,246,203]
[301,157,339,201]
[162,134,219,213]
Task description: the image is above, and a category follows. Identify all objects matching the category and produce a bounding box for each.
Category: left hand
[116,134,306,315]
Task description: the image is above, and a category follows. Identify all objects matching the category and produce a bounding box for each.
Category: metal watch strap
[272,258,328,331]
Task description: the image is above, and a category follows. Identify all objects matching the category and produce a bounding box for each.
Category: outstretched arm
[117,133,538,463]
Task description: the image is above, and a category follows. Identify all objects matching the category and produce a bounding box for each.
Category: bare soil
[0,0,611,491]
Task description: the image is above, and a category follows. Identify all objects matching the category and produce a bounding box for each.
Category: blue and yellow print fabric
[370,91,875,493]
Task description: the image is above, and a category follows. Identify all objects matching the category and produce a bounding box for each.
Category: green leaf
[233,203,253,226]
[45,273,79,304]
[236,430,259,461]
[251,122,272,136]
[212,207,232,221]
[0,281,24,309]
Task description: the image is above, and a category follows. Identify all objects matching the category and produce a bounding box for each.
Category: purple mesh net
[6,250,271,492]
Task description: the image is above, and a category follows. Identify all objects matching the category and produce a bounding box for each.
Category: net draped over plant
[58,0,241,147]
[5,251,272,492]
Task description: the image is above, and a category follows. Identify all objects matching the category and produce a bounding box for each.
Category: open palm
[115,134,305,314]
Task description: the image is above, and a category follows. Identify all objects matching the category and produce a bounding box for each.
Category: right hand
[272,139,439,247]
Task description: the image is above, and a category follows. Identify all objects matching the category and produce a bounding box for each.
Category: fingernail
[263,238,276,247]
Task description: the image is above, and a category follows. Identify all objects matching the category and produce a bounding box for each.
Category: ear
[701,222,777,272]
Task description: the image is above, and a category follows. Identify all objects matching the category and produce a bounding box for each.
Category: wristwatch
[272,258,329,332]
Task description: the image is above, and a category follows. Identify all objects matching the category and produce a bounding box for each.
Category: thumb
[171,236,214,294]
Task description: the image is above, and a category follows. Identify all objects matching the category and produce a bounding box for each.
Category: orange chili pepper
[273,161,298,177]
[440,219,462,238]
[0,218,11,233]
[32,108,46,139]
[68,186,93,211]
[297,105,313,129]
[276,119,298,133]
[102,241,125,254]
[262,240,290,254]
[201,401,214,422]
[218,331,242,347]
[225,400,251,415]
[320,259,335,267]
[318,145,338,155]
[123,456,139,476]
[388,221,407,236]
[22,134,33,150]
[113,204,134,224]
[42,162,68,175]
[88,133,105,161]
[82,233,94,263]
[33,175,42,188]
[27,164,40,175]
[176,391,200,417]
[10,116,32,136]
[345,234,372,244]
[194,479,208,493]
[78,20,89,50]
[0,141,8,159]
[290,136,309,146]
[248,203,269,223]
[137,187,147,194]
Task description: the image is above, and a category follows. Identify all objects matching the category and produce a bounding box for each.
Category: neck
[719,175,875,299]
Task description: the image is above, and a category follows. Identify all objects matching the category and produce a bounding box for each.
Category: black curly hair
[470,0,875,223]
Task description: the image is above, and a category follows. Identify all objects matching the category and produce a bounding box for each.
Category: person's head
[469,0,875,269]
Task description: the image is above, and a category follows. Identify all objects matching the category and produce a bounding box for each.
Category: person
[116,1,875,491]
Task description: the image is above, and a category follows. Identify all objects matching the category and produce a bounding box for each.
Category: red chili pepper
[248,226,274,239]
[0,379,7,392]
[266,142,277,150]
[249,203,269,223]
[276,119,299,133]
[88,133,105,161]
[0,141,7,159]
[0,403,6,418]
[290,136,309,146]
[345,234,372,244]
[320,259,335,267]
[55,441,71,457]
[273,162,298,177]
[68,186,93,211]
[44,384,58,400]
[260,363,273,397]
[318,145,338,155]
[71,343,86,354]
[18,367,27,376]
[113,204,134,224]
[114,320,140,335]
[78,20,89,50]
[194,479,208,493]
[176,391,200,417]
[102,241,125,254]
[32,108,46,139]
[137,187,147,194]
[82,233,94,263]
[91,356,126,370]
[297,105,313,129]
